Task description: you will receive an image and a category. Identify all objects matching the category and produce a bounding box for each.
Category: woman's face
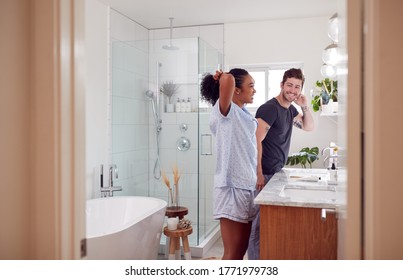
[236,74,256,104]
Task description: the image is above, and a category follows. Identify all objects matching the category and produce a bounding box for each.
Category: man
[248,68,315,260]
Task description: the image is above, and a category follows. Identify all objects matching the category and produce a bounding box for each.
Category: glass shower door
[111,36,223,255]
[111,40,150,197]
[197,38,223,244]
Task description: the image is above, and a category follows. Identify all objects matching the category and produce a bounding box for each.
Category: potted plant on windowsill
[311,78,338,114]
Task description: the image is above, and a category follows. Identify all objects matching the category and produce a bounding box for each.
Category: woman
[200,68,258,260]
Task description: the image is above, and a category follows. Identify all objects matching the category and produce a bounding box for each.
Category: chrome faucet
[323,155,338,168]
[321,147,332,156]
[109,164,118,187]
[100,164,122,197]
[322,142,338,168]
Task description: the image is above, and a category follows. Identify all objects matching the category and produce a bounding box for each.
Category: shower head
[145,90,155,99]
[162,17,179,51]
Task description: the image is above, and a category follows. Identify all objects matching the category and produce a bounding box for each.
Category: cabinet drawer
[260,205,337,260]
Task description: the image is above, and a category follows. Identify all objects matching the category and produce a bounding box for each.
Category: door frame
[30,0,85,259]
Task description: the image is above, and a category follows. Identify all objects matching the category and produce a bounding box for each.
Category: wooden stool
[165,206,188,219]
[163,226,193,260]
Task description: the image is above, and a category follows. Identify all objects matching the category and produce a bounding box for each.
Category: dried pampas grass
[172,164,181,207]
[162,169,174,205]
[172,164,181,185]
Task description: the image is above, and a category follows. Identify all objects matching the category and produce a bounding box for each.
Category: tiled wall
[110,10,150,196]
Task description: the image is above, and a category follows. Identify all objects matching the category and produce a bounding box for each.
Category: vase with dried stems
[161,165,182,209]
[161,169,174,208]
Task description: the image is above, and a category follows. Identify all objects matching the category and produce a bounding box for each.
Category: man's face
[281,77,302,102]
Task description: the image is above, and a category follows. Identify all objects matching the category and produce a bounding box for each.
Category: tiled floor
[159,237,248,260]
[158,237,224,260]
[196,237,224,260]
[199,238,248,260]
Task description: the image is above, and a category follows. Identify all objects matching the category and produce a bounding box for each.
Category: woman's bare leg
[220,218,252,260]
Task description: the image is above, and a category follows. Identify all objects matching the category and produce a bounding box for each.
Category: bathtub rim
[86,196,167,239]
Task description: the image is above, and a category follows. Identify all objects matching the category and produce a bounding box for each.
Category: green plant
[311,78,338,112]
[286,147,319,168]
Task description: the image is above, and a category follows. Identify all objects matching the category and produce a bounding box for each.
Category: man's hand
[294,94,308,107]
[256,172,265,191]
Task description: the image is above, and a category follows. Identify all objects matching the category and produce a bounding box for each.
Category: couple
[200,68,314,260]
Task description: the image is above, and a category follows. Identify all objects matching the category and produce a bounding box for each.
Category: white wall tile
[160,112,177,124]
[111,42,125,69]
[134,24,149,51]
[158,148,177,172]
[159,124,178,149]
[177,112,198,125]
[177,149,198,174]
[110,10,135,41]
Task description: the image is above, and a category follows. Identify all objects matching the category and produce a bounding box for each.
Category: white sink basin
[279,184,337,202]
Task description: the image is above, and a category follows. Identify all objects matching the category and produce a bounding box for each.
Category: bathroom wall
[85,0,109,199]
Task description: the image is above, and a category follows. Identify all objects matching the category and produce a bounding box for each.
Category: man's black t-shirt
[255,98,299,175]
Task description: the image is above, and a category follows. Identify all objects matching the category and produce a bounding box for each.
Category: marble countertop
[254,168,346,209]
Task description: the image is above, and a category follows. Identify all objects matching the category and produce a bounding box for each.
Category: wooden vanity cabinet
[260,205,337,260]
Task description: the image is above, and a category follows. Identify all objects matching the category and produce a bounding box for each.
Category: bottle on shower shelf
[180,99,186,113]
[175,97,181,113]
[186,97,191,112]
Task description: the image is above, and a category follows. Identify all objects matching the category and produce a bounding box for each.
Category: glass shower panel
[111,40,150,197]
[197,38,223,244]
[148,37,201,247]
[112,37,223,249]
[148,37,222,247]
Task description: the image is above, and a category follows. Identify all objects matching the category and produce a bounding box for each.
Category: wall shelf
[320,112,338,125]
[320,112,338,117]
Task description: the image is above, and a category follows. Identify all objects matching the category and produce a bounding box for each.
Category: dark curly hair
[200,68,250,106]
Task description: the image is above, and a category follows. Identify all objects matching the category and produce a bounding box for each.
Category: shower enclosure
[111,37,223,253]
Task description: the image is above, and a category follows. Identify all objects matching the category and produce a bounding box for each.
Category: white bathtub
[86,196,167,259]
